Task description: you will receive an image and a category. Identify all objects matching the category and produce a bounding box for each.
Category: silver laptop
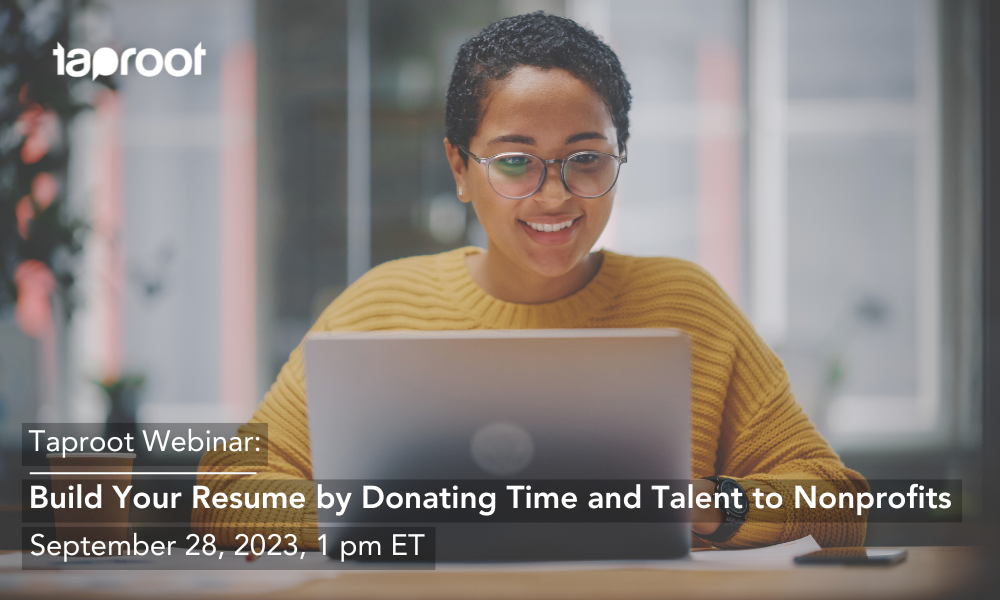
[303,329,691,562]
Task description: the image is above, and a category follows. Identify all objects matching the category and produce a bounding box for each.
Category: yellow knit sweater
[195,247,867,549]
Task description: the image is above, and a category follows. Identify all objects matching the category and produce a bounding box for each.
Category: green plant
[0,0,114,319]
[95,373,144,429]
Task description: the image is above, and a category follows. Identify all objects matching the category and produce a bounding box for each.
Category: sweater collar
[438,246,629,328]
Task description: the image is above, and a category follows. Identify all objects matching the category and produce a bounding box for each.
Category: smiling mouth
[520,217,580,232]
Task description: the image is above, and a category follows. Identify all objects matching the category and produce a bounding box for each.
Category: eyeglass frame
[458,145,628,200]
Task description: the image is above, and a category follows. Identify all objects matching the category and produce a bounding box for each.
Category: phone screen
[794,548,908,565]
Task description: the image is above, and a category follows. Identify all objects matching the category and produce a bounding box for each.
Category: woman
[196,12,867,549]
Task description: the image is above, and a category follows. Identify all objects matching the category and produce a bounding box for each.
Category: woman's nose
[534,162,571,206]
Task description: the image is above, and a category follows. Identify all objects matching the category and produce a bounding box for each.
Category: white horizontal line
[30,472,258,476]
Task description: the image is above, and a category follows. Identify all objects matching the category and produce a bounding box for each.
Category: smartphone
[794,548,907,565]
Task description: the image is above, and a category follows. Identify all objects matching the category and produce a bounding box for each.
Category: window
[578,0,948,447]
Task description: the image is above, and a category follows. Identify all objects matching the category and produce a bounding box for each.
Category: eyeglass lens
[487,153,620,199]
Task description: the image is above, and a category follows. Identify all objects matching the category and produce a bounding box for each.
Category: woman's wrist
[689,478,723,535]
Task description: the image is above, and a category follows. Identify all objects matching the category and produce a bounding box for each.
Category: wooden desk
[0,547,984,600]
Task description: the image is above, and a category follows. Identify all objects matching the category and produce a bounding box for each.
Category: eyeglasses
[459,145,627,199]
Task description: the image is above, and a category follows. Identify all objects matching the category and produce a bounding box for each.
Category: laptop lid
[303,328,691,561]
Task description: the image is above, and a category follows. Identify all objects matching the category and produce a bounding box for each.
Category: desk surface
[0,547,984,600]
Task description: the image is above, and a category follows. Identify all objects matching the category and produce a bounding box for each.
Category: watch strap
[693,476,746,544]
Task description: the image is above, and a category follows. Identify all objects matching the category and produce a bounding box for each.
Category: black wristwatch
[693,476,749,543]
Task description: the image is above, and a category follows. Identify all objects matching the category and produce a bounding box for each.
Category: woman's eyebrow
[566,132,607,143]
[487,134,536,145]
[486,132,608,145]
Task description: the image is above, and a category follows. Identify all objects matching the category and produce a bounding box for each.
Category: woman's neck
[465,241,604,304]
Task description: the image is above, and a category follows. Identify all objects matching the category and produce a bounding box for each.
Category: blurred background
[0,0,983,545]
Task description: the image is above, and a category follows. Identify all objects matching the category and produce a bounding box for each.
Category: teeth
[526,219,575,232]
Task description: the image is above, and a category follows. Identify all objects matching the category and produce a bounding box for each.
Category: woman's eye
[499,156,530,167]
[495,156,531,174]
[570,153,600,165]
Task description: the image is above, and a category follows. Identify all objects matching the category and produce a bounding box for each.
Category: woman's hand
[690,478,724,536]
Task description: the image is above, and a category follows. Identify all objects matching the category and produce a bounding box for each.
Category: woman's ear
[443,138,471,204]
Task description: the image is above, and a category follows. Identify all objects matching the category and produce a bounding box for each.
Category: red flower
[14,260,55,338]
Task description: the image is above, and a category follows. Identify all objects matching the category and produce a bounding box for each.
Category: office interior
[0,0,987,553]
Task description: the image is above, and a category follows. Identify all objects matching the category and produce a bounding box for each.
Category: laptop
[303,329,691,562]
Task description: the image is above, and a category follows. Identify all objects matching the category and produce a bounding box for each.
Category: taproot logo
[53,43,206,79]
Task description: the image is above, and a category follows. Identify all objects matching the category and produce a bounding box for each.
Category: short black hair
[445,12,631,161]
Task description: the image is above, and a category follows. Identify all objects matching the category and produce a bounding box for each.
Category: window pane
[785,136,918,405]
[788,0,917,100]
[778,0,936,440]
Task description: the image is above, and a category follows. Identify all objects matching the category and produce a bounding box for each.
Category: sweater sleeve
[662,260,869,549]
[714,354,869,549]
[192,346,319,549]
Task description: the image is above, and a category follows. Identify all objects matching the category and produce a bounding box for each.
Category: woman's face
[446,66,618,278]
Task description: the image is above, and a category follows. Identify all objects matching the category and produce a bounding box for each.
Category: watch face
[720,479,749,516]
